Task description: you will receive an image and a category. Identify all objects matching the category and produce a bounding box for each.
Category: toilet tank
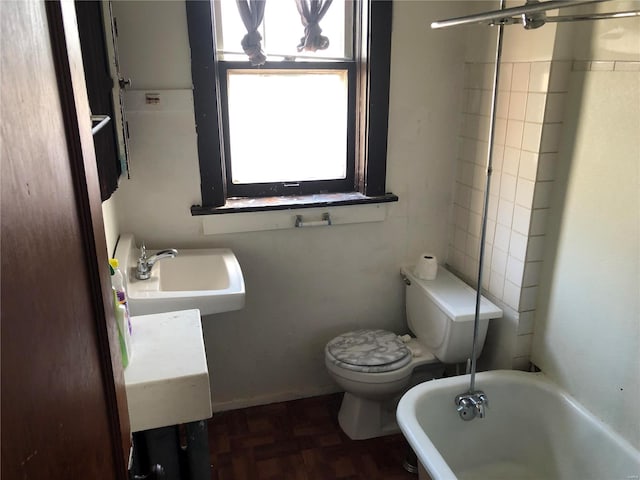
[401,266,502,364]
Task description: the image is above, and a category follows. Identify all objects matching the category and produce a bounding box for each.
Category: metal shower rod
[431,0,640,29]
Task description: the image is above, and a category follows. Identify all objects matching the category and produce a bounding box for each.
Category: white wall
[114,1,192,89]
[532,10,640,448]
[533,69,639,448]
[110,1,474,409]
[102,194,120,258]
[570,0,640,61]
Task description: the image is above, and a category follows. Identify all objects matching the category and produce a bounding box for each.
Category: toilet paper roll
[414,253,438,280]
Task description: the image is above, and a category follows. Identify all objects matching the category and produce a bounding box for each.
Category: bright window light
[226,69,349,184]
[263,0,347,58]
[218,0,349,59]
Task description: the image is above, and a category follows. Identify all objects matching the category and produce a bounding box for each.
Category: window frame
[186,0,393,211]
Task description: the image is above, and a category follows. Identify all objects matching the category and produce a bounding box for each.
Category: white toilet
[325,265,502,440]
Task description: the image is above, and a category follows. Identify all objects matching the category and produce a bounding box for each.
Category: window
[221,65,354,196]
[186,0,393,211]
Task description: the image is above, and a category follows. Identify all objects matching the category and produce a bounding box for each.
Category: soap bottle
[109,258,131,335]
[114,295,131,368]
[109,259,126,304]
[109,259,132,367]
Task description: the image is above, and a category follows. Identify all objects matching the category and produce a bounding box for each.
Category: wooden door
[1,1,130,478]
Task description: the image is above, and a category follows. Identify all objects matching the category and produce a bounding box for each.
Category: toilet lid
[326,329,410,372]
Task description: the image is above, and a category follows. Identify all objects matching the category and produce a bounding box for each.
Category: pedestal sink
[114,234,245,316]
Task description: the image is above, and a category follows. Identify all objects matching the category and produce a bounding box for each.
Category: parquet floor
[208,393,417,480]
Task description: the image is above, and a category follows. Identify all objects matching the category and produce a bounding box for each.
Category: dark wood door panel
[1,1,128,478]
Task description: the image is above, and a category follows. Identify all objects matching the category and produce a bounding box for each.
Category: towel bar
[295,212,332,228]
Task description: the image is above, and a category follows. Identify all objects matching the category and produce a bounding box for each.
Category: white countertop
[124,309,212,432]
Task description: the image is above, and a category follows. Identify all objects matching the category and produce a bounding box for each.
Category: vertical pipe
[468,2,505,394]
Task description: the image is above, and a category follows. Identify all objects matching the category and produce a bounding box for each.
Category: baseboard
[212,384,342,412]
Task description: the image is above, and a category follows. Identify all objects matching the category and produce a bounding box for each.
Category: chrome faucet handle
[473,391,488,418]
[455,394,476,420]
[136,242,151,280]
[139,242,147,261]
[455,390,488,420]
[135,245,177,281]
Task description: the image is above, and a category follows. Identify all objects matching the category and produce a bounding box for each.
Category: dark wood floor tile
[300,448,338,480]
[254,457,282,478]
[354,453,381,479]
[230,451,258,480]
[252,439,302,461]
[313,432,343,448]
[334,455,359,477]
[209,393,416,480]
[246,416,276,434]
[209,429,231,454]
[232,433,276,450]
[293,424,337,438]
[256,454,308,480]
[211,454,232,473]
[218,410,251,437]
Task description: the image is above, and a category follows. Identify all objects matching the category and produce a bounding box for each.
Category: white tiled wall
[448,60,571,368]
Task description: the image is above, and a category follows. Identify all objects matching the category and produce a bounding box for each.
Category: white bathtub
[397,370,640,480]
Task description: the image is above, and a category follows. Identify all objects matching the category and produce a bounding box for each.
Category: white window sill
[193,192,398,235]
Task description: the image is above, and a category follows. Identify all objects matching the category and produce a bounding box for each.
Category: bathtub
[397,370,640,480]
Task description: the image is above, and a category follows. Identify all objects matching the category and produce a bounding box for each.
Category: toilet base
[338,392,401,440]
[336,364,445,440]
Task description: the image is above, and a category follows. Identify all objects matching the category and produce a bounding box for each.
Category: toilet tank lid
[401,266,503,322]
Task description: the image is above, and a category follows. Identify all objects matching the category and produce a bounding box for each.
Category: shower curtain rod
[431,0,640,29]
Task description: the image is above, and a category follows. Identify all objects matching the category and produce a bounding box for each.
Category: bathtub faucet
[135,243,178,280]
[455,391,488,421]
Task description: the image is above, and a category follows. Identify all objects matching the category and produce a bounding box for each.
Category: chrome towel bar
[91,114,111,135]
[295,212,332,228]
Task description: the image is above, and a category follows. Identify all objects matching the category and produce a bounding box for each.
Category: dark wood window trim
[186,0,226,207]
[186,0,393,212]
[359,0,393,197]
[191,192,398,215]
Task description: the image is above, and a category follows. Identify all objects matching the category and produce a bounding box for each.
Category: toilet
[325,265,502,440]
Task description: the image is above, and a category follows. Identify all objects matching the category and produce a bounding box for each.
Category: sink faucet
[455,390,488,421]
[135,243,178,280]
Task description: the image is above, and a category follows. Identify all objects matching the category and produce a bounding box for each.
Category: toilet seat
[325,329,411,373]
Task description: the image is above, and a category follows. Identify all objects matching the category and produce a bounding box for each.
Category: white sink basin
[114,234,245,316]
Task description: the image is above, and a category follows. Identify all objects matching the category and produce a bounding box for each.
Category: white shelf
[124,309,211,432]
